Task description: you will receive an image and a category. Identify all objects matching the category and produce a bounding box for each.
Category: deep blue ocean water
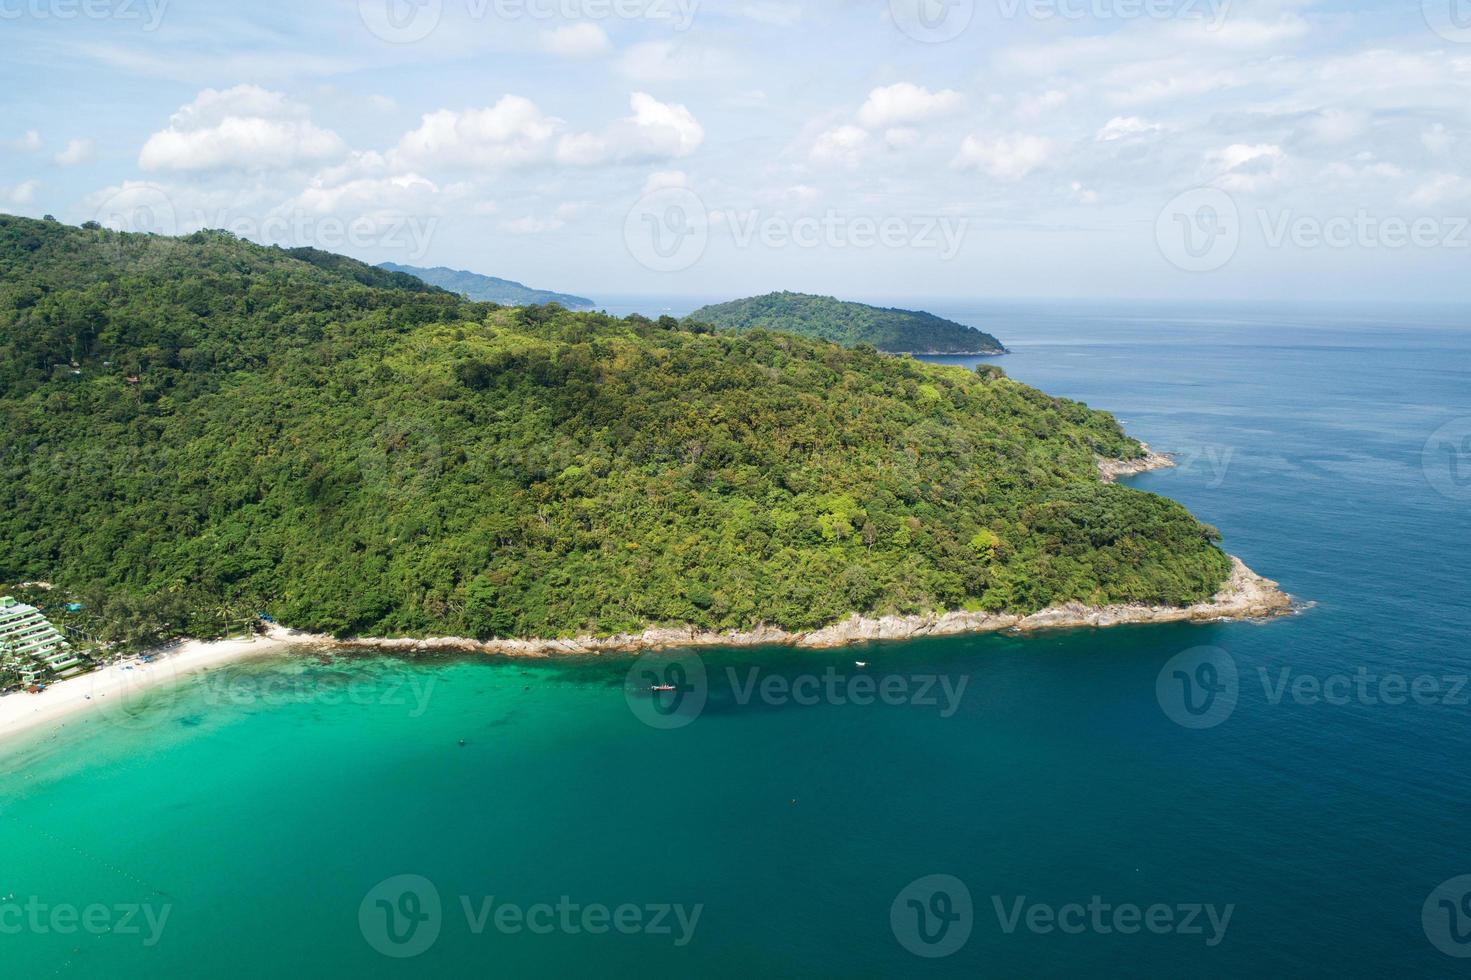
[3,302,1469,977]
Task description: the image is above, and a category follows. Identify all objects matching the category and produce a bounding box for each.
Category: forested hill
[380,262,594,308]
[0,215,1228,646]
[688,292,1007,354]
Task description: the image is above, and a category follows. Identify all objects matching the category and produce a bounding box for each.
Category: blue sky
[4,0,1470,301]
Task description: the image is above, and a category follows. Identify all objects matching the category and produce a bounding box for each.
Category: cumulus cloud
[856,83,963,129]
[954,133,1054,180]
[139,85,347,173]
[557,92,704,165]
[810,125,871,167]
[291,172,440,214]
[541,23,611,58]
[8,130,41,152]
[54,138,96,166]
[392,96,562,170]
[392,92,702,170]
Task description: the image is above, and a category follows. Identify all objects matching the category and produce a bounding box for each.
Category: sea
[3,300,1469,977]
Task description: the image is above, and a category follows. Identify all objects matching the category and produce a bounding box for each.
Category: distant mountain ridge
[688,292,1006,355]
[379,263,594,308]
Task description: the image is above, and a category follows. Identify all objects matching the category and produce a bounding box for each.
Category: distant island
[379,262,594,309]
[0,215,1283,654]
[688,292,1007,355]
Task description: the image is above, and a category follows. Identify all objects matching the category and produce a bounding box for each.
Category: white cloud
[291,173,440,214]
[392,96,561,170]
[394,92,701,171]
[8,130,41,152]
[885,127,920,149]
[1422,123,1452,156]
[541,23,611,58]
[557,92,704,165]
[1302,109,1365,145]
[1206,143,1286,191]
[856,83,963,129]
[5,180,39,205]
[1408,174,1471,208]
[54,138,96,166]
[1096,116,1163,142]
[139,85,347,172]
[954,133,1054,181]
[810,125,871,167]
[1071,181,1099,204]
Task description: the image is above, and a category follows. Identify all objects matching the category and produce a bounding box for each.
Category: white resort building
[0,596,83,684]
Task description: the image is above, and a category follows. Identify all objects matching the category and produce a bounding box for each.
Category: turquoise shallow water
[4,302,1470,977]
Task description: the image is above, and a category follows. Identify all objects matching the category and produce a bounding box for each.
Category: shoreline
[0,625,330,745]
[0,556,1289,743]
[333,555,1291,658]
[1098,443,1176,482]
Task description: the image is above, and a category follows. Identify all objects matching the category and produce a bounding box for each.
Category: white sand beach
[0,626,326,744]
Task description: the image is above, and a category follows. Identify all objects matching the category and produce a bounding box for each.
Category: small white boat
[854,661,868,668]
